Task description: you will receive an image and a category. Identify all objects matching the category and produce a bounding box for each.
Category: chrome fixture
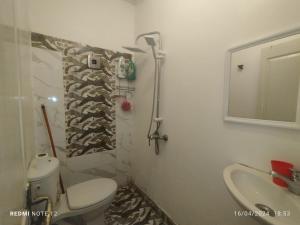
[271,169,300,195]
[255,203,275,217]
[123,31,168,155]
[123,31,166,59]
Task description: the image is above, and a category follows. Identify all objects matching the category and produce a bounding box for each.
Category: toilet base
[82,205,108,222]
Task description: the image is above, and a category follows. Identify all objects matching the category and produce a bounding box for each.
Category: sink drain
[255,203,275,217]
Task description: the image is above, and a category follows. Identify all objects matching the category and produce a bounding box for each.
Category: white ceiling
[123,0,138,5]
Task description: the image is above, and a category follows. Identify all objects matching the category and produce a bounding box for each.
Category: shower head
[122,45,146,53]
[122,31,161,54]
[144,35,156,47]
[122,36,155,53]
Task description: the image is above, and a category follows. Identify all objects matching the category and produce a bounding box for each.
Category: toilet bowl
[27,154,117,223]
[53,178,117,223]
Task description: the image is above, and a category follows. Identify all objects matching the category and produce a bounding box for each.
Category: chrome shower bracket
[154,117,163,123]
[156,50,166,60]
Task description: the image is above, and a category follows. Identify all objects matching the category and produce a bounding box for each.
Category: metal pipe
[147,50,158,143]
[32,197,53,225]
[156,58,161,118]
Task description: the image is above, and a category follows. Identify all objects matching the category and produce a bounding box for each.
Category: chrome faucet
[271,169,300,195]
[149,131,168,141]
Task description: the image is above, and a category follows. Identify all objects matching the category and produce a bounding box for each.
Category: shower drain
[255,203,276,217]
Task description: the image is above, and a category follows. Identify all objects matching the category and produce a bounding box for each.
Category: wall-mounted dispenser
[116,56,127,79]
[116,57,136,81]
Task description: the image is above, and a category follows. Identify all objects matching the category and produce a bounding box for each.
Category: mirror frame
[224,27,300,130]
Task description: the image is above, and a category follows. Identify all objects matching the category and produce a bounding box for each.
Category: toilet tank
[27,154,60,205]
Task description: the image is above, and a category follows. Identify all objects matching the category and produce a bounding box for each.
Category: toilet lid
[66,178,117,210]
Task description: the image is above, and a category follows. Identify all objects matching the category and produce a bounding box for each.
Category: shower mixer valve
[148,117,168,154]
[149,132,168,142]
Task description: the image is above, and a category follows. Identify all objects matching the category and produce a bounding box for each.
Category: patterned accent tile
[31,32,131,158]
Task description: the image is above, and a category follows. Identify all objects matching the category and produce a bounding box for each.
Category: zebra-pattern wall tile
[31,32,131,157]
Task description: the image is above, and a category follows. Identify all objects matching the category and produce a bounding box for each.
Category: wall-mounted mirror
[224,28,300,129]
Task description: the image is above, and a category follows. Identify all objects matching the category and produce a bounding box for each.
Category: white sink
[223,163,300,225]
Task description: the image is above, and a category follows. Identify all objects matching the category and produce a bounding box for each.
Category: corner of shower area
[0,0,34,224]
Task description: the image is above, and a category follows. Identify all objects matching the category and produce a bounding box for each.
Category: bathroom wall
[29,0,136,187]
[0,0,33,224]
[31,33,134,187]
[132,1,300,225]
[29,0,135,52]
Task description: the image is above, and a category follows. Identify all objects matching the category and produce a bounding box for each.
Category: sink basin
[223,163,300,225]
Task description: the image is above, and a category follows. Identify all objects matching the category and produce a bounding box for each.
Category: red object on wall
[121,99,131,112]
[271,160,294,187]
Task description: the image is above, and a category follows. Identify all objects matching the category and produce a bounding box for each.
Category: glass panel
[0,0,32,224]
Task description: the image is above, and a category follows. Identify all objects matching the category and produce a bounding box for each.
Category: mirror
[224,28,300,129]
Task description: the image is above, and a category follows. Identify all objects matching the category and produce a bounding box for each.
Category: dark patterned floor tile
[104,185,175,225]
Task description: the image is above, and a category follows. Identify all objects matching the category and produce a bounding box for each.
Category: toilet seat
[52,178,117,223]
[67,178,117,210]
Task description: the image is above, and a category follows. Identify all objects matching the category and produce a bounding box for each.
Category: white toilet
[27,154,117,223]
